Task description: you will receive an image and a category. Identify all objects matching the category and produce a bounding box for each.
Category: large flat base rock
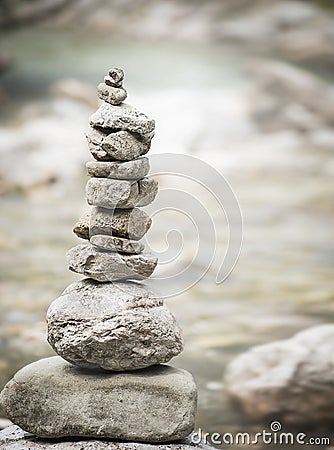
[0,358,197,442]
[0,426,215,449]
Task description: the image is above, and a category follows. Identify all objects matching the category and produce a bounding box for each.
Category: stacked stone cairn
[0,69,203,448]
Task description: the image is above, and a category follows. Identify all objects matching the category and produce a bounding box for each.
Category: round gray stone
[86,177,158,209]
[0,426,215,449]
[90,207,152,241]
[224,324,334,424]
[90,103,155,136]
[97,83,127,105]
[86,158,149,180]
[66,243,157,281]
[0,358,197,442]
[86,126,152,162]
[47,279,183,370]
[90,234,144,254]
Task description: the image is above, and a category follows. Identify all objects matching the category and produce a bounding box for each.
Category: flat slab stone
[91,234,144,254]
[86,157,149,179]
[90,103,155,136]
[86,177,158,209]
[0,358,197,442]
[86,126,152,161]
[90,207,152,240]
[0,426,215,449]
[47,279,183,370]
[0,426,212,449]
[66,243,157,281]
[97,82,127,105]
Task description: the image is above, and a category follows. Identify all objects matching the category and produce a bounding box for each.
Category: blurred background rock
[0,1,333,448]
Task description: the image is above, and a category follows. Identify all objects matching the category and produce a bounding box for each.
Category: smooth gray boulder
[86,157,149,179]
[0,426,216,449]
[47,279,183,370]
[224,325,334,424]
[66,243,157,281]
[86,126,152,161]
[0,358,196,441]
[90,207,152,240]
[97,82,127,105]
[86,177,158,209]
[90,234,144,254]
[90,103,155,135]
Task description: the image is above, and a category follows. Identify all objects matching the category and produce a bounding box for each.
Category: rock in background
[224,325,334,425]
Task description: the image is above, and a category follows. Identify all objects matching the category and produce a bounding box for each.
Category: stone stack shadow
[0,69,199,446]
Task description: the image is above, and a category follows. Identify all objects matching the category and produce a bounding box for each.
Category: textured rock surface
[0,426,215,449]
[66,243,157,281]
[86,126,152,161]
[97,82,127,105]
[86,157,149,179]
[224,325,334,424]
[86,177,158,209]
[0,425,213,450]
[90,207,152,240]
[47,279,183,370]
[73,212,90,240]
[0,358,196,441]
[90,103,155,135]
[105,68,124,88]
[91,234,144,254]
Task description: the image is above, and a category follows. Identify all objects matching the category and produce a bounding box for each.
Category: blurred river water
[0,25,334,449]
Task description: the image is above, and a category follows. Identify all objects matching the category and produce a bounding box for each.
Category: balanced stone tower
[0,69,203,448]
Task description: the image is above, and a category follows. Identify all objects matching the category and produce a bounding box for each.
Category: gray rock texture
[90,234,144,254]
[86,177,158,209]
[86,157,149,179]
[224,324,334,424]
[0,425,215,449]
[86,126,152,161]
[66,243,157,281]
[0,357,196,441]
[98,82,127,105]
[73,212,90,240]
[105,68,124,88]
[47,279,183,370]
[90,103,155,136]
[90,207,152,240]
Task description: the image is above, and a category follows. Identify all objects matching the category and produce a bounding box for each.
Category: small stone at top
[105,68,124,87]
